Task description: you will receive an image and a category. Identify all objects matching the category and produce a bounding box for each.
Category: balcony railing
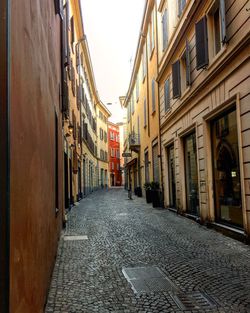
[128,133,140,152]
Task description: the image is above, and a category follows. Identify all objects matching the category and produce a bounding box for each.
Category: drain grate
[122,266,177,294]
[170,291,219,310]
[64,235,88,241]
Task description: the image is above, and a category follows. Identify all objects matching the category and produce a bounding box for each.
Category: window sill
[207,45,227,72]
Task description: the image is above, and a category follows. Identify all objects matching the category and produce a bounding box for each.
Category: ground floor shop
[161,63,250,239]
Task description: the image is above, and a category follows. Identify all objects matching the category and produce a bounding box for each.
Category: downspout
[0,0,10,312]
[155,1,165,204]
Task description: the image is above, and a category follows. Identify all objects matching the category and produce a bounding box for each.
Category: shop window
[184,132,199,216]
[211,108,243,228]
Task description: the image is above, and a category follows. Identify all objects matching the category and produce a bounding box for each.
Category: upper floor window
[104,131,107,143]
[162,9,168,51]
[116,149,120,158]
[142,46,147,80]
[164,79,170,112]
[110,131,114,140]
[152,79,156,113]
[172,60,181,99]
[144,99,147,127]
[100,128,104,140]
[208,0,227,57]
[178,0,186,17]
[136,77,139,101]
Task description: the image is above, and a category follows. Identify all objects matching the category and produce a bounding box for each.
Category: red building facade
[108,122,122,186]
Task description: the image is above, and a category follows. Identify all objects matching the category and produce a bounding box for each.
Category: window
[142,46,147,80]
[195,16,209,70]
[117,163,120,171]
[104,131,107,143]
[110,131,114,140]
[178,0,186,17]
[100,128,103,140]
[105,151,108,161]
[136,77,139,101]
[144,99,147,127]
[172,60,181,98]
[151,10,155,52]
[180,41,191,93]
[111,148,115,157]
[112,162,114,170]
[116,149,120,159]
[162,9,168,51]
[152,79,156,113]
[152,143,159,183]
[99,110,103,120]
[131,95,134,114]
[208,0,227,57]
[164,79,170,112]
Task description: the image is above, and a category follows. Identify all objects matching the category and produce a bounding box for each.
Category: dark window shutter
[164,79,170,112]
[185,40,191,86]
[70,17,75,47]
[172,60,181,98]
[219,0,227,44]
[62,68,69,116]
[152,79,155,112]
[195,16,209,70]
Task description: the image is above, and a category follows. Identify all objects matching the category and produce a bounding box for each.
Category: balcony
[129,133,140,152]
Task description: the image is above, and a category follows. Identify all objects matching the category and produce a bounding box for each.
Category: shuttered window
[152,144,159,183]
[195,16,209,70]
[144,99,147,127]
[152,79,156,113]
[164,79,170,112]
[219,0,227,44]
[185,40,191,86]
[162,9,168,51]
[70,17,75,48]
[172,60,181,99]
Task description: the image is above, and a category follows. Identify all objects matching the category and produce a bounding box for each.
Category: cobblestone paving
[46,188,250,313]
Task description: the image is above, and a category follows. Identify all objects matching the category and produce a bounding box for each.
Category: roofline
[123,0,154,108]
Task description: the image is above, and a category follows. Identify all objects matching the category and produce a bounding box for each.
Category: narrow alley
[46,188,250,313]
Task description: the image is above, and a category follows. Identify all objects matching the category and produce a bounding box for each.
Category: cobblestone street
[46,188,250,313]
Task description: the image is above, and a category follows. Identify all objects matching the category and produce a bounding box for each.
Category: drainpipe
[0,1,10,312]
[154,1,165,204]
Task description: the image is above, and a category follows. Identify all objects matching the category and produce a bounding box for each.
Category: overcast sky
[81,0,145,123]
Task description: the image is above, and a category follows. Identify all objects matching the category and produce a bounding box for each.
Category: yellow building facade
[123,0,162,197]
[124,0,250,240]
[63,0,105,209]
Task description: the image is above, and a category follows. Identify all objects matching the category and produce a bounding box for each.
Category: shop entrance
[167,144,177,208]
[211,108,243,228]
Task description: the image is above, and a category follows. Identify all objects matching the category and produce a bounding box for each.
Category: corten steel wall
[10,1,63,312]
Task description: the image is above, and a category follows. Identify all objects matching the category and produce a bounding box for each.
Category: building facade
[0,1,64,312]
[157,0,250,239]
[97,102,111,188]
[122,0,250,240]
[108,122,122,186]
[62,0,103,210]
[123,0,162,196]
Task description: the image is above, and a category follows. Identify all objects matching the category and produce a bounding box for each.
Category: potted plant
[143,182,152,203]
[150,181,161,208]
[137,186,142,197]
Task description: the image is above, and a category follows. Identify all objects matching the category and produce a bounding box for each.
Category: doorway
[184,132,199,216]
[211,108,243,228]
[167,144,177,208]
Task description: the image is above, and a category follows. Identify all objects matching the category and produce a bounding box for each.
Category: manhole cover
[64,235,88,241]
[170,291,219,310]
[122,266,177,294]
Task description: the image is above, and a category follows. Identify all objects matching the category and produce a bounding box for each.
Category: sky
[81,0,146,123]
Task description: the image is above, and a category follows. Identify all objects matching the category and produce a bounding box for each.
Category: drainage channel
[122,266,221,310]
